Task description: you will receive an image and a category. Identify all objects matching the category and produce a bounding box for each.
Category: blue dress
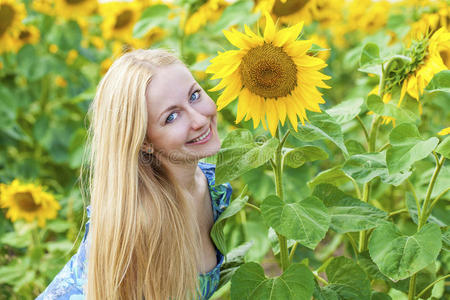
[36,161,232,300]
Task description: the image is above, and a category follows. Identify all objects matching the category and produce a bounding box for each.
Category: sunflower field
[0,0,449,299]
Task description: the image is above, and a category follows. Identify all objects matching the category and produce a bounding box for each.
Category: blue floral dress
[36,161,232,300]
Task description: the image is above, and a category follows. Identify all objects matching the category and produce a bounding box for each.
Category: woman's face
[145,63,221,164]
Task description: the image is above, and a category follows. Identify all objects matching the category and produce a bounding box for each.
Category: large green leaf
[343,152,411,185]
[261,195,330,249]
[325,256,371,300]
[313,184,388,233]
[219,242,254,289]
[230,262,314,300]
[424,70,450,94]
[386,123,439,174]
[215,129,279,184]
[133,4,170,38]
[283,146,328,168]
[290,112,348,156]
[359,42,382,76]
[436,136,450,159]
[366,94,417,123]
[211,185,249,254]
[368,222,442,281]
[326,98,364,124]
[307,166,351,189]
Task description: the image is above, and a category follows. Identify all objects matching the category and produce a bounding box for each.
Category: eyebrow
[158,82,197,121]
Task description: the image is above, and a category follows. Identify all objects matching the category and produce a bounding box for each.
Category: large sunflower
[206,12,331,137]
[0,179,61,227]
[0,0,26,54]
[100,1,142,42]
[400,27,450,104]
[55,0,97,19]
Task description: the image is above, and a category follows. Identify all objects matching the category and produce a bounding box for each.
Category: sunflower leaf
[424,70,450,94]
[215,129,279,184]
[326,98,364,124]
[307,166,351,189]
[366,94,417,123]
[283,146,328,168]
[211,185,249,254]
[368,222,442,281]
[436,136,450,159]
[261,195,330,249]
[386,123,439,174]
[230,262,314,300]
[290,112,349,157]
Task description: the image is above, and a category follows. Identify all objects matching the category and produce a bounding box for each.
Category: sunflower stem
[274,127,289,271]
[355,115,369,144]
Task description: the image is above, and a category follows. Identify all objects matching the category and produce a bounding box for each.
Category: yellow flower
[309,0,343,28]
[55,75,67,87]
[308,33,330,61]
[10,25,40,53]
[128,26,166,49]
[49,43,59,53]
[184,0,228,35]
[254,0,314,26]
[100,57,113,75]
[400,27,450,104]
[438,127,450,135]
[100,1,142,43]
[55,0,97,19]
[0,179,61,227]
[90,36,105,50]
[206,12,331,137]
[347,0,390,34]
[0,0,27,54]
[66,49,78,65]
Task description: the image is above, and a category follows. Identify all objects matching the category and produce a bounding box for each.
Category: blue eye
[166,112,178,123]
[190,90,201,102]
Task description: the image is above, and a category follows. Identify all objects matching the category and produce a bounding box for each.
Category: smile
[186,126,212,144]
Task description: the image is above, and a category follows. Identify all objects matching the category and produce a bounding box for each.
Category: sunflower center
[14,192,41,212]
[19,30,30,40]
[114,10,133,30]
[65,0,86,4]
[240,43,297,99]
[272,0,310,17]
[0,4,15,37]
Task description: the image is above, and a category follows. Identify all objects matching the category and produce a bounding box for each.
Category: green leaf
[219,242,254,289]
[0,260,29,285]
[313,184,388,233]
[326,256,371,300]
[283,146,328,168]
[0,231,32,248]
[261,195,330,249]
[230,262,314,300]
[307,166,351,189]
[366,94,417,123]
[343,152,411,185]
[360,43,382,67]
[424,70,450,94]
[371,292,392,300]
[208,0,258,33]
[406,193,450,227]
[442,229,450,252]
[386,123,439,174]
[211,185,249,254]
[436,136,450,159]
[345,140,366,156]
[133,4,170,38]
[368,222,442,281]
[216,129,279,184]
[268,227,296,255]
[290,112,348,156]
[313,284,339,300]
[326,98,364,124]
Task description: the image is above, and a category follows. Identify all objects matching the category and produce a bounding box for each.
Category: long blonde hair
[81,49,202,300]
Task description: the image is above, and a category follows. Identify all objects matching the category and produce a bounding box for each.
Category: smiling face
[145,63,221,165]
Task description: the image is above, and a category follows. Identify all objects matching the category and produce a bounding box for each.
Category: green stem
[345,174,362,199]
[346,233,358,259]
[245,202,261,213]
[273,127,290,271]
[407,179,421,217]
[416,274,450,299]
[429,187,450,212]
[289,242,298,262]
[388,208,408,218]
[377,143,390,152]
[313,271,328,286]
[408,274,417,300]
[418,154,445,230]
[355,115,369,143]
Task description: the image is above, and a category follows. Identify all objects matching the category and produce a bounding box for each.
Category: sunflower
[400,27,450,104]
[308,0,343,28]
[0,179,61,227]
[205,12,331,137]
[54,0,97,19]
[254,0,314,26]
[10,25,40,53]
[100,1,142,43]
[347,0,390,34]
[32,0,55,15]
[438,127,450,135]
[184,0,229,35]
[0,0,26,54]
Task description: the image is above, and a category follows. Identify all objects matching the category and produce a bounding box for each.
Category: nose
[188,106,209,130]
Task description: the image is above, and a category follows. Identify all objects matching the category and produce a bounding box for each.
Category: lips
[187,125,210,143]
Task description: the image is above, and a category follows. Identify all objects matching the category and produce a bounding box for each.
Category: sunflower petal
[273,21,304,47]
[263,11,276,43]
[265,98,279,137]
[236,89,251,124]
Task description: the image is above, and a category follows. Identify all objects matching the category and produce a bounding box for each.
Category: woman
[37,49,233,300]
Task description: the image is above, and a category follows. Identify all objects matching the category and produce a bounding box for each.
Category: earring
[147,146,153,154]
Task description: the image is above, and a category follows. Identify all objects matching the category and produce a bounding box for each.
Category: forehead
[146,63,194,116]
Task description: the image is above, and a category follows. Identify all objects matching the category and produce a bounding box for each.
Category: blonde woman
[37,49,233,300]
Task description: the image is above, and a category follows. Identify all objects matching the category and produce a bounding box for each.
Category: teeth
[189,127,210,143]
